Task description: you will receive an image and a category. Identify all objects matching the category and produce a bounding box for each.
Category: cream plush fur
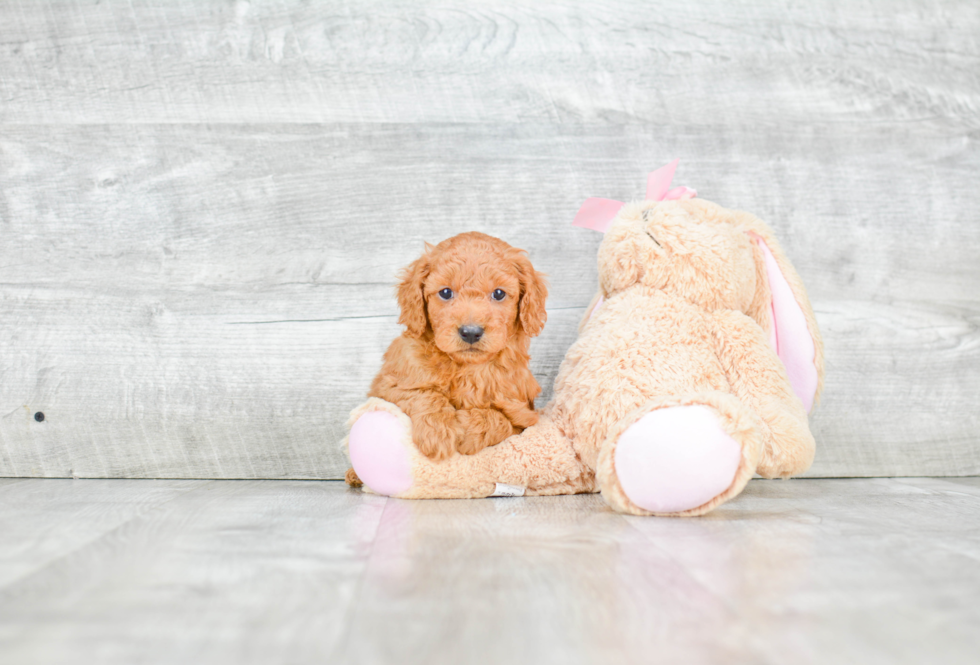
[344,198,823,516]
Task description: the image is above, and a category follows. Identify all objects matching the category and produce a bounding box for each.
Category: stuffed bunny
[342,169,823,516]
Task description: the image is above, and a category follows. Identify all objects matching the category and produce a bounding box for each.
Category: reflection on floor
[0,477,978,664]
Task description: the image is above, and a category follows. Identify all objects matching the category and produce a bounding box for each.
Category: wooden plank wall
[1,0,977,479]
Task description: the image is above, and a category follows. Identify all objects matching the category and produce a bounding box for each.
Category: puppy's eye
[645,230,662,248]
[438,288,454,301]
[491,289,506,301]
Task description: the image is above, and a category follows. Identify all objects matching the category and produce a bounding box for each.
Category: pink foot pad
[348,410,413,497]
[614,405,742,513]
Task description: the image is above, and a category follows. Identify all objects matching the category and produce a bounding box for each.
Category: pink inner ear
[766,299,778,351]
[753,236,818,413]
[587,295,604,321]
[572,198,625,234]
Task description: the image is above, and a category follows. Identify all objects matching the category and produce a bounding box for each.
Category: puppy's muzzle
[458,325,484,345]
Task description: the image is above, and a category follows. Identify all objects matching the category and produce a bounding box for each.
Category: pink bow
[572,160,697,234]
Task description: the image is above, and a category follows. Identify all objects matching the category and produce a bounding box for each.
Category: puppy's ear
[397,246,432,338]
[513,250,548,337]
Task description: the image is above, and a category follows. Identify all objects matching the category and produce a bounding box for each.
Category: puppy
[351,232,548,476]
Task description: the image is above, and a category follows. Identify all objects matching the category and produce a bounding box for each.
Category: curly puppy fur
[349,232,548,480]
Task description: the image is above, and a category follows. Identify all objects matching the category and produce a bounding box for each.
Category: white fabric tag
[490,483,526,497]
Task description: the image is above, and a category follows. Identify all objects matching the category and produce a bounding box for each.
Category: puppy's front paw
[495,400,540,430]
[510,408,540,430]
[412,409,461,461]
[456,408,516,455]
[502,404,540,430]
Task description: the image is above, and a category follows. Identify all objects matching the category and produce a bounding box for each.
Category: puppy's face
[425,256,522,363]
[398,232,547,364]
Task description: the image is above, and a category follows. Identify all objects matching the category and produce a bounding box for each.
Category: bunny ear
[572,198,625,234]
[746,229,824,413]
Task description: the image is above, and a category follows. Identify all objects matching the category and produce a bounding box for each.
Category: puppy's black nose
[458,325,484,345]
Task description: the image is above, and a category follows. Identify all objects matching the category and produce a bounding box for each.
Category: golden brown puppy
[358,232,547,467]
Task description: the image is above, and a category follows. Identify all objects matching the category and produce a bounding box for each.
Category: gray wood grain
[0,479,208,589]
[1,1,978,478]
[1,478,979,664]
[0,480,389,664]
[0,1,976,127]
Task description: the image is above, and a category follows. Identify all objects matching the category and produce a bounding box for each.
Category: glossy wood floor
[1,477,977,664]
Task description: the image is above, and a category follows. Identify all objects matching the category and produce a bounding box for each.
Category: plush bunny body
[344,198,823,516]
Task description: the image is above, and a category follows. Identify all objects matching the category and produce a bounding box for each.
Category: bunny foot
[344,398,594,500]
[345,399,414,497]
[597,395,761,516]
